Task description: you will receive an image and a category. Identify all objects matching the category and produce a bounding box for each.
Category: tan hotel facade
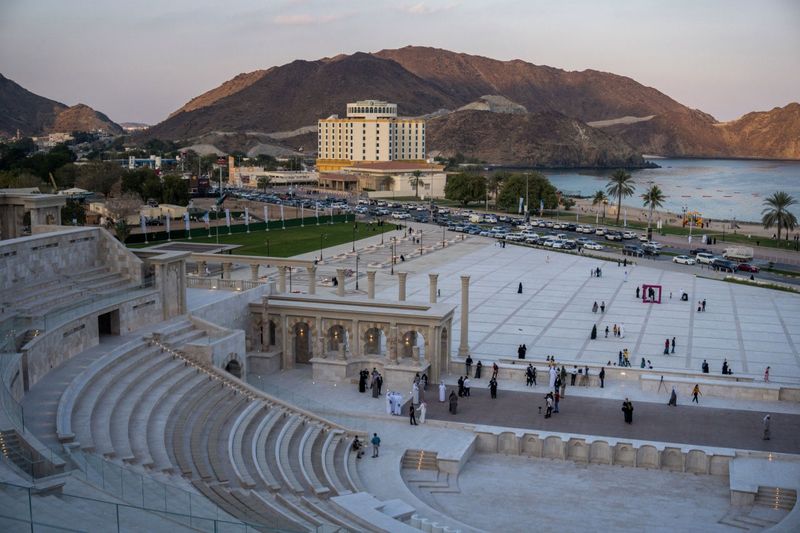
[316,100,425,172]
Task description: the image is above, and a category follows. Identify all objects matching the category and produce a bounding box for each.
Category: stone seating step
[206,395,249,484]
[94,352,181,458]
[184,387,232,480]
[322,431,351,496]
[301,495,375,532]
[276,416,306,494]
[126,361,198,464]
[275,492,326,528]
[167,379,222,475]
[259,409,289,492]
[343,436,366,493]
[68,342,160,450]
[227,400,264,489]
[231,488,315,532]
[298,425,330,497]
[145,372,208,471]
[309,427,333,496]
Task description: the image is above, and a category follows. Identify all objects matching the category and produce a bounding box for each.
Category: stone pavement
[423,385,800,454]
[371,238,800,383]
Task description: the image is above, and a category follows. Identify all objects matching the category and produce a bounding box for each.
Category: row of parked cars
[671,248,759,273]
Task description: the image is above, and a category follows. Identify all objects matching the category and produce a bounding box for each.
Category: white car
[638,233,649,242]
[391,212,410,219]
[622,231,637,239]
[647,241,664,250]
[595,228,607,236]
[673,255,696,265]
[583,242,603,250]
[695,253,715,264]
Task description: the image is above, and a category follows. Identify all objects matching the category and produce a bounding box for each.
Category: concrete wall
[474,429,733,477]
[190,285,271,332]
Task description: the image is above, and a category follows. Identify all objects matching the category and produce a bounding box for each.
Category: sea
[537,158,800,223]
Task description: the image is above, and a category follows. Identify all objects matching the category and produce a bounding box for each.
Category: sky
[1,0,798,124]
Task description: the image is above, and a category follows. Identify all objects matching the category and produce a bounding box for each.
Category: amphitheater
[1,221,799,532]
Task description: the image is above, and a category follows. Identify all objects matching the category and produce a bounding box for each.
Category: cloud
[398,2,459,15]
[273,13,342,25]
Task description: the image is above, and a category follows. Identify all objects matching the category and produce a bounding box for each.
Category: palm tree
[409,170,422,198]
[641,184,666,236]
[592,190,608,222]
[761,191,798,240]
[257,176,270,193]
[605,170,635,224]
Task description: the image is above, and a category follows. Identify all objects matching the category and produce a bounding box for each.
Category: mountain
[141,46,800,161]
[0,73,67,136]
[0,73,121,137]
[427,109,645,168]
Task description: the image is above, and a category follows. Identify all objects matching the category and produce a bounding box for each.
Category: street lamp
[380,216,384,245]
[442,225,445,248]
[355,253,360,290]
[352,223,358,253]
[419,231,423,256]
[391,237,396,275]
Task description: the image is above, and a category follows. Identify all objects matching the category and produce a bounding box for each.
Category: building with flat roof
[316,100,426,172]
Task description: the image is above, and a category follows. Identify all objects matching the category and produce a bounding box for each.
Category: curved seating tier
[56,320,375,532]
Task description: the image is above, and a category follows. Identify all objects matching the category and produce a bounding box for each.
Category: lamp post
[352,223,357,253]
[380,216,384,245]
[391,237,396,275]
[355,253,360,290]
[442,225,445,248]
[419,231,423,256]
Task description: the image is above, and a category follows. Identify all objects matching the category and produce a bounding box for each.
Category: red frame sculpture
[642,284,662,304]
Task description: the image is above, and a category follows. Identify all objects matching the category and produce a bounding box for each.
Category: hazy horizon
[1,0,798,125]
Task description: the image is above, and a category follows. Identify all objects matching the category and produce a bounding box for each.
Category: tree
[561,197,576,210]
[409,170,422,198]
[592,190,608,222]
[496,173,558,213]
[641,184,666,235]
[761,191,798,240]
[104,192,141,242]
[0,170,43,189]
[606,169,635,224]
[379,175,394,191]
[444,173,485,206]
[487,172,509,206]
[161,174,189,205]
[257,176,271,192]
[75,162,123,197]
[61,199,86,225]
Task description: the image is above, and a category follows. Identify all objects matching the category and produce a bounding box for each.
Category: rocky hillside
[428,110,646,168]
[0,73,66,136]
[0,73,121,137]
[139,46,800,161]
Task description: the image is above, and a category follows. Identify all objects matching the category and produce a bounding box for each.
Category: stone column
[250,264,259,281]
[458,275,470,356]
[307,266,316,295]
[336,268,346,297]
[198,260,207,276]
[367,271,376,299]
[222,262,232,280]
[429,273,439,304]
[398,272,408,302]
[278,266,287,293]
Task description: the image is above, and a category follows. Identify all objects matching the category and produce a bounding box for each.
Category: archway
[327,325,346,352]
[293,322,312,364]
[363,327,386,356]
[225,359,242,379]
[400,330,425,359]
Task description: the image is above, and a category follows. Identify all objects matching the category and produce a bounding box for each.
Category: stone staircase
[756,486,797,510]
[402,449,439,471]
[716,487,795,531]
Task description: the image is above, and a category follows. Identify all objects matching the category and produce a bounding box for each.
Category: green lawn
[131,221,397,257]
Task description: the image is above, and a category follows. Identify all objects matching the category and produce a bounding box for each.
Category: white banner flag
[329,206,333,224]
[245,207,250,233]
[263,205,269,231]
[225,208,231,235]
[140,215,147,241]
[300,205,304,226]
[280,204,285,229]
[165,215,171,239]
[315,203,319,224]
[184,212,191,240]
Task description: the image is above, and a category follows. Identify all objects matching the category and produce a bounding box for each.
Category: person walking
[465,355,473,377]
[600,301,606,313]
[605,325,609,338]
[599,367,606,388]
[449,390,458,414]
[371,433,381,458]
[763,414,771,440]
[439,380,446,402]
[664,338,670,355]
[592,301,598,313]
[518,282,523,294]
[702,299,706,312]
[671,337,676,354]
[475,361,483,379]
[492,362,499,380]
[553,390,560,413]
[463,377,471,397]
[417,402,427,424]
[489,377,498,399]
[636,286,640,299]
[526,364,534,387]
[532,366,537,386]
[545,393,553,418]
[668,387,677,406]
[764,366,770,382]
[692,384,702,403]
[409,403,417,425]
[702,359,709,373]
[621,398,634,424]
[457,376,464,397]
[570,366,578,386]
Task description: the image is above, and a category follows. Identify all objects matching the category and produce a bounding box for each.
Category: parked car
[583,241,603,250]
[673,255,696,265]
[605,231,623,241]
[690,247,713,256]
[695,252,715,265]
[642,243,661,255]
[621,231,637,239]
[595,227,607,236]
[623,244,644,256]
[712,258,736,272]
[736,263,760,273]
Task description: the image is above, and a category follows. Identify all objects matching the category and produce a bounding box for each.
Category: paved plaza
[372,239,800,382]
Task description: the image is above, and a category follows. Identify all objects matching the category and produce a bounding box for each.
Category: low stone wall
[641,373,781,402]
[474,427,733,476]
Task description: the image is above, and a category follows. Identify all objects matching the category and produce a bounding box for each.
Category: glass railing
[0,480,283,533]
